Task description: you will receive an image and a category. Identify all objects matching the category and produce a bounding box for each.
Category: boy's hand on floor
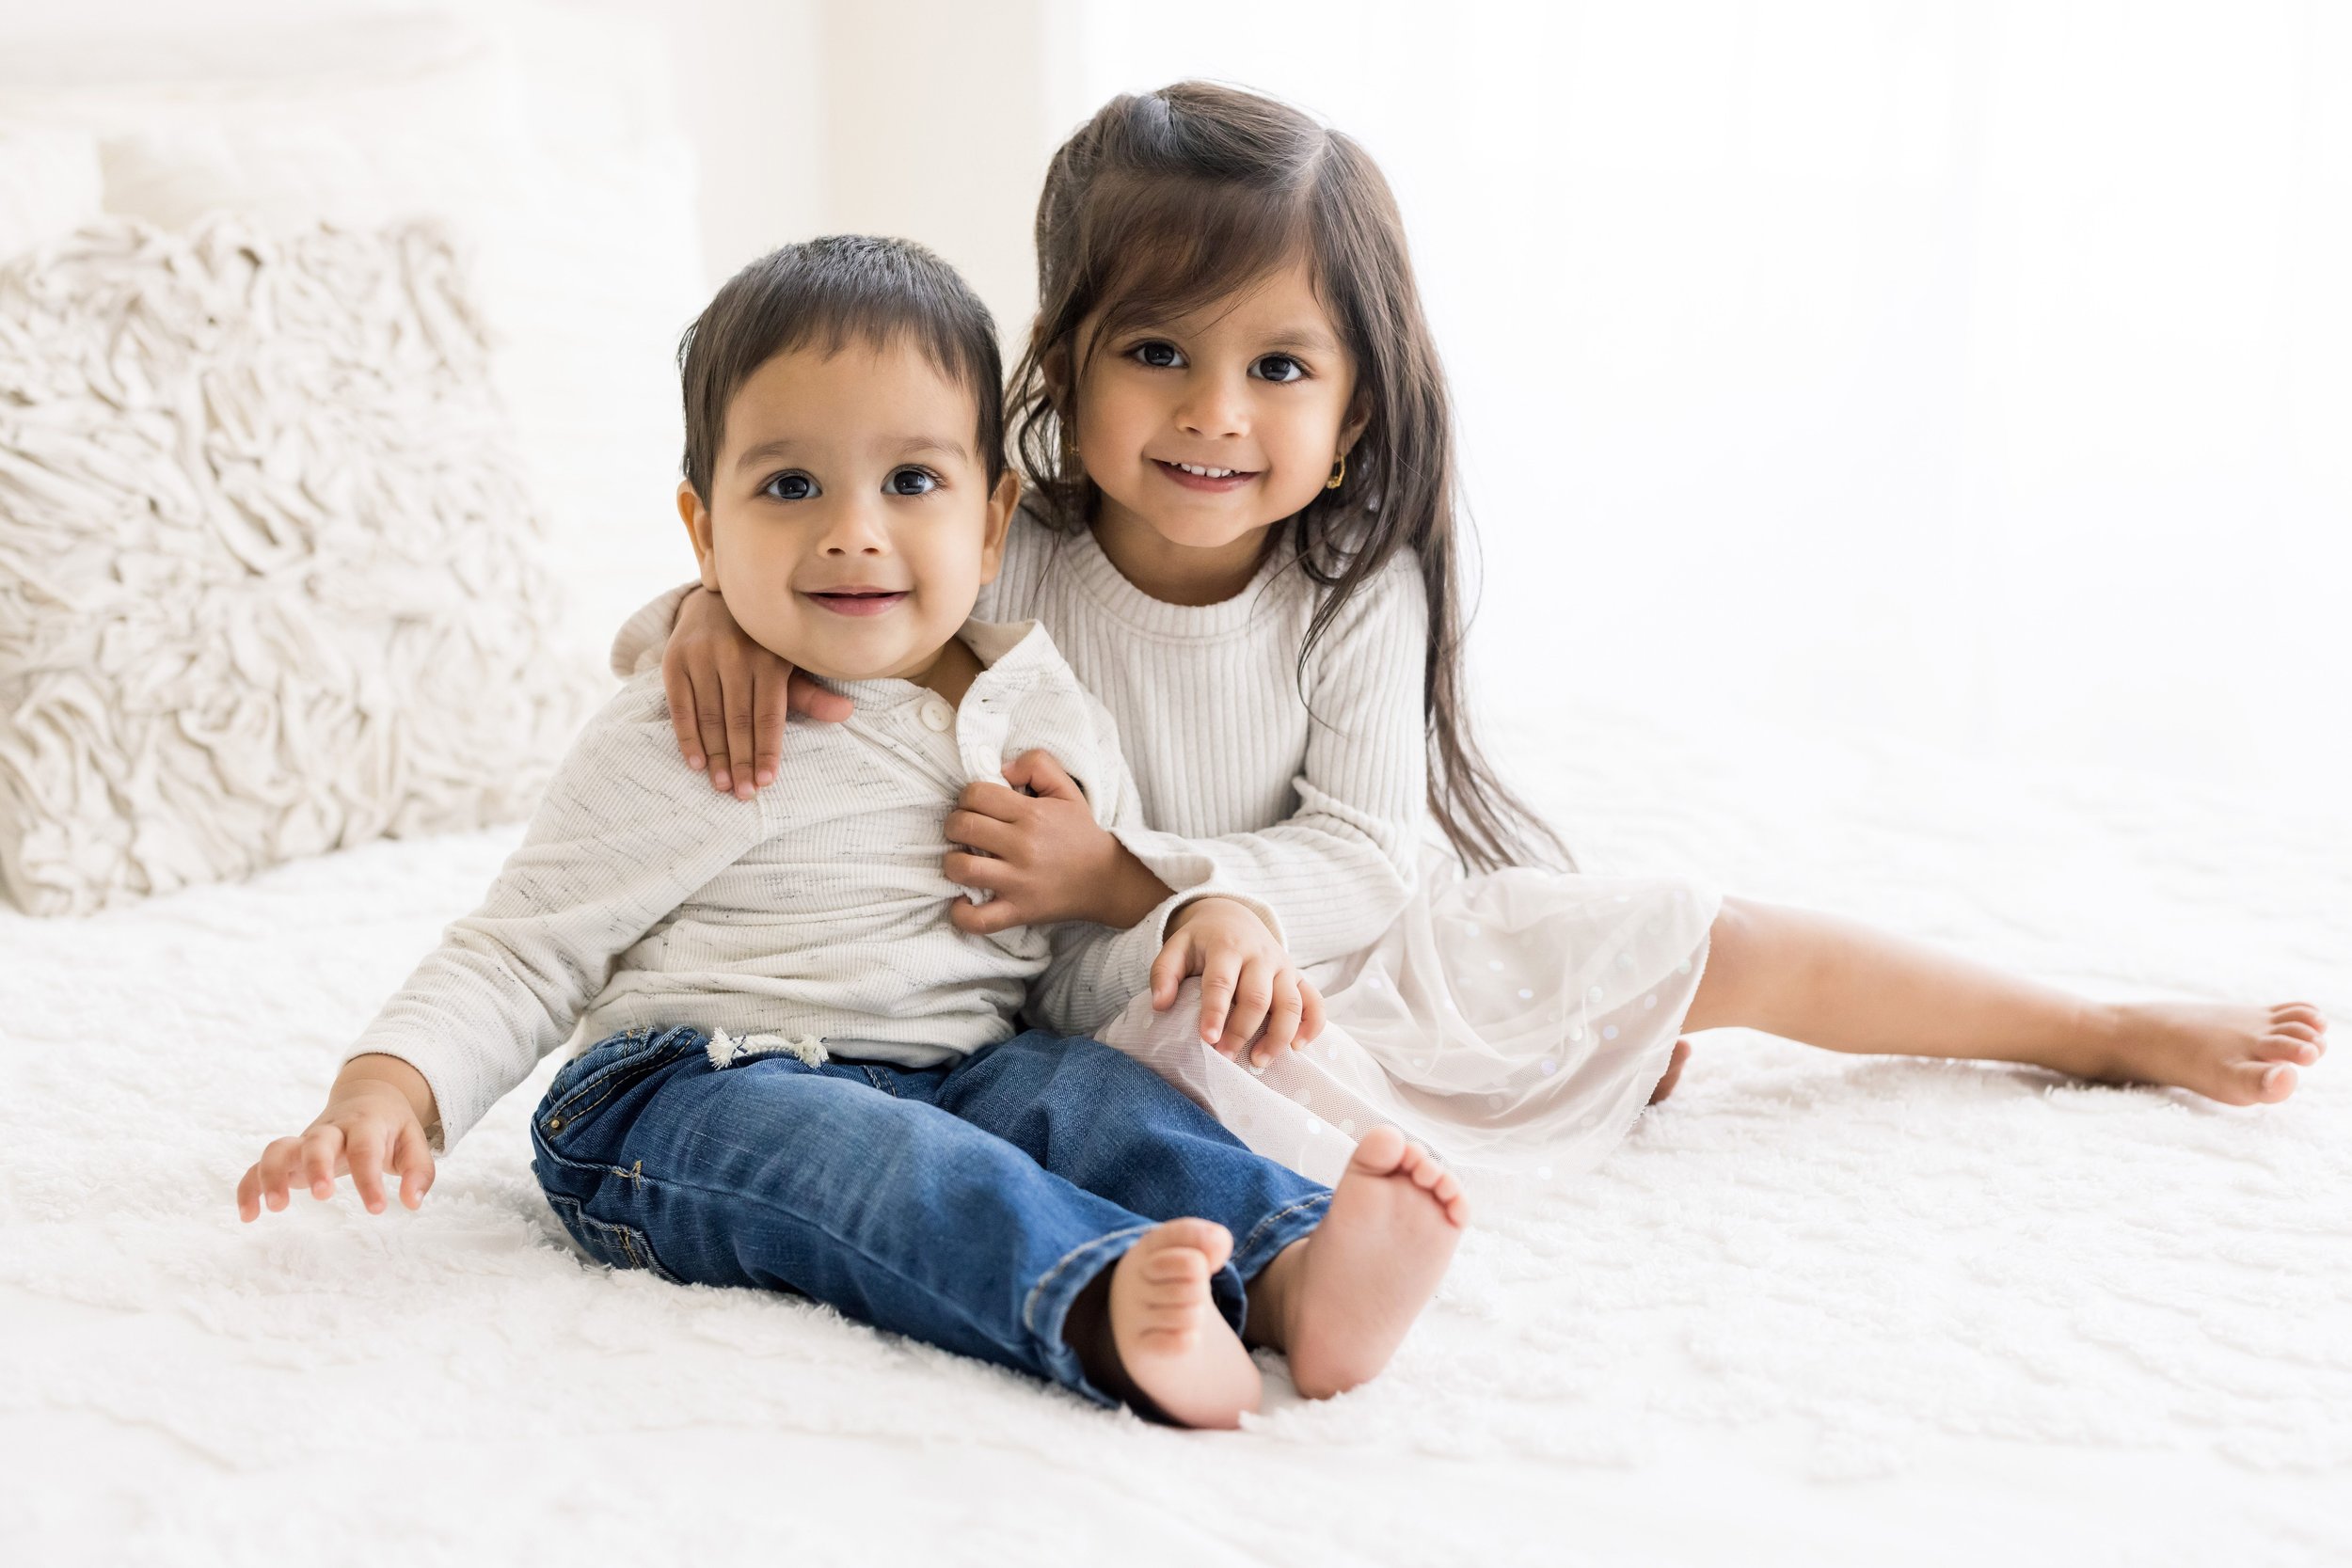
[664,585,851,800]
[237,1056,438,1223]
[1150,897,1326,1068]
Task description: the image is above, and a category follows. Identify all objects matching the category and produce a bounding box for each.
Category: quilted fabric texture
[0,216,596,914]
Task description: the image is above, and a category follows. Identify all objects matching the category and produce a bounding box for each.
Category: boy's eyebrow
[732,435,973,470]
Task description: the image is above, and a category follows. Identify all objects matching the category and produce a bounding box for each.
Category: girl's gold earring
[1325,453,1346,490]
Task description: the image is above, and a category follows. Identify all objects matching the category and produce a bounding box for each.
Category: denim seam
[1022,1224,1154,1404]
[595,1161,1095,1385]
[547,1037,695,1127]
[1232,1192,1330,1280]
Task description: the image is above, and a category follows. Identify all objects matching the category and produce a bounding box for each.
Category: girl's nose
[1174,374,1249,438]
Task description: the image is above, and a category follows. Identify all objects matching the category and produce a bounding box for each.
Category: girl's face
[1072,258,1362,560]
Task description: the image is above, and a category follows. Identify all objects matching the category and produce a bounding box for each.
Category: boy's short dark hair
[679,234,1005,502]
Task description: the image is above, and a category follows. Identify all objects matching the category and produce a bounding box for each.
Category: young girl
[628,82,2328,1184]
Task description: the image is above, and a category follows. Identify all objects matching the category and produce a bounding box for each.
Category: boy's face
[679,339,1018,684]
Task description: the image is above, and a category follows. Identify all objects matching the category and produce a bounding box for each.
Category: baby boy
[237,235,1467,1424]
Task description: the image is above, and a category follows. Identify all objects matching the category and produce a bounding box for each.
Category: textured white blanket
[1,694,2344,1567]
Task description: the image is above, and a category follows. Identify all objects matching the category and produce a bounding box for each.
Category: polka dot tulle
[1100,847,1720,1184]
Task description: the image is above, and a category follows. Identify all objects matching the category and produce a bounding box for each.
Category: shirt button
[919,699,954,732]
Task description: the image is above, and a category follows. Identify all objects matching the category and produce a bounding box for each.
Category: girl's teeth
[1175,462,1238,478]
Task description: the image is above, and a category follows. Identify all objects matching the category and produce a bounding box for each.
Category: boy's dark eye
[1253,355,1306,384]
[764,471,818,501]
[887,467,938,497]
[1133,340,1184,369]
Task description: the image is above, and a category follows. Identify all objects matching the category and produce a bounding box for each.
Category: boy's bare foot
[1647,1037,1692,1103]
[1254,1126,1469,1400]
[2088,1000,2328,1105]
[1095,1218,1262,1428]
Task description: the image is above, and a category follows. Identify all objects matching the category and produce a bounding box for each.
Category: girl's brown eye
[1135,341,1184,369]
[1253,355,1305,384]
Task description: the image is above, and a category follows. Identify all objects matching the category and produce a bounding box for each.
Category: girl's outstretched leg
[1682,896,2328,1105]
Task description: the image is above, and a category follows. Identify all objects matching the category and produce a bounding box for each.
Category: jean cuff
[1228,1190,1332,1339]
[1021,1223,1156,1407]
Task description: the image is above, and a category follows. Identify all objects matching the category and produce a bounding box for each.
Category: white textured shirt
[614,508,1430,1027]
[350,618,1279,1151]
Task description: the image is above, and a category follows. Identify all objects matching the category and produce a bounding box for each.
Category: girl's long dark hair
[1008,80,1573,874]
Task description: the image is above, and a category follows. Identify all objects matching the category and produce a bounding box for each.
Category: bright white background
[6,0,2344,796]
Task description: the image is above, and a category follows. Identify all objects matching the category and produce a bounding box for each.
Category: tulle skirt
[1099,847,1720,1186]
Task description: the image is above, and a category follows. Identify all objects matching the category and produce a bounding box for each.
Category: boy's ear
[676,480,723,593]
[977,468,1022,585]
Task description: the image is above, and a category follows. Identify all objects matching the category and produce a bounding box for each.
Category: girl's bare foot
[1647,1037,1692,1104]
[1257,1126,1469,1400]
[2089,1001,2328,1105]
[1101,1218,1262,1428]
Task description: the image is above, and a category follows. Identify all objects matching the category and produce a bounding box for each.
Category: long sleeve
[1030,556,1428,1034]
[1026,695,1286,1039]
[608,580,699,679]
[343,682,765,1151]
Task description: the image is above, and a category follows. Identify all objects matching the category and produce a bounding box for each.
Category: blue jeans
[529,1026,1330,1405]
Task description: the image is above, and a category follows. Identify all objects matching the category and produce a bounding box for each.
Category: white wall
[1070,0,2352,798]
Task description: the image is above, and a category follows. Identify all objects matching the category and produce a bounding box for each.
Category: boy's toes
[2272,1003,2328,1036]
[2255,1031,2320,1064]
[1349,1124,1408,1177]
[2235,1061,2297,1104]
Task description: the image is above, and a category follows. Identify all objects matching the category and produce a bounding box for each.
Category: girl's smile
[1152,457,1261,492]
[1073,257,1364,600]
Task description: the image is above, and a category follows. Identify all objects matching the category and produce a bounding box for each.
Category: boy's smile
[678,339,1018,693]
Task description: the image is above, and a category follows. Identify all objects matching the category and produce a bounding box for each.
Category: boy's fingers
[1197,957,1240,1046]
[236,1164,262,1221]
[346,1130,389,1214]
[255,1136,299,1209]
[661,661,706,771]
[391,1123,435,1210]
[298,1127,343,1200]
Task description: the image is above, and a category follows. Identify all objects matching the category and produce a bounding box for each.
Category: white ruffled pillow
[0,214,598,915]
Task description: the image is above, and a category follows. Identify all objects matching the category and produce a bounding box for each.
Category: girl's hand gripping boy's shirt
[945,749,1176,933]
[236,1054,440,1222]
[666,585,853,800]
[1150,896,1327,1068]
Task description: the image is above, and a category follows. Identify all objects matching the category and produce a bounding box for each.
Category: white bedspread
[3,692,2344,1567]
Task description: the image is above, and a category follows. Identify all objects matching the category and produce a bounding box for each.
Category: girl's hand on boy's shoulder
[236,1056,438,1223]
[665,586,852,802]
[946,751,1172,933]
[1151,897,1326,1069]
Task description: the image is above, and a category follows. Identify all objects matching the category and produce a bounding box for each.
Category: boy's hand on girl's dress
[236,1055,439,1224]
[945,750,1174,933]
[1151,897,1326,1069]
[665,585,852,801]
